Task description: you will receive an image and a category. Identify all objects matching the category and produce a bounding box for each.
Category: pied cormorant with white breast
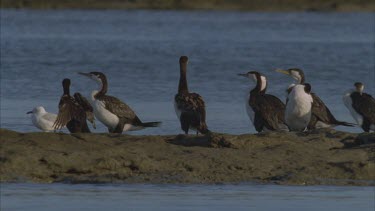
[343,82,375,132]
[238,71,288,132]
[285,83,313,131]
[276,68,354,129]
[78,72,161,133]
[174,56,209,135]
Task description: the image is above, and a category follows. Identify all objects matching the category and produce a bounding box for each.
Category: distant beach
[1,0,375,11]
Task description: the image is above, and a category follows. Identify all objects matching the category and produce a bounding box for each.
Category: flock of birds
[27,56,375,134]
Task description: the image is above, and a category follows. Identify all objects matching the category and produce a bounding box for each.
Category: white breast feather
[342,90,363,126]
[285,85,313,131]
[92,99,119,130]
[174,99,182,120]
[260,76,267,91]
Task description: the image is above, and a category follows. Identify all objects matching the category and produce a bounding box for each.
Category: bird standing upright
[78,71,161,133]
[285,83,314,131]
[174,56,209,135]
[276,68,353,129]
[238,71,288,132]
[343,82,375,132]
[53,78,94,133]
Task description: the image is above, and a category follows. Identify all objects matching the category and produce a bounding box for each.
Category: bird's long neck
[94,78,108,99]
[251,75,266,95]
[297,75,305,84]
[178,62,189,94]
[63,83,70,96]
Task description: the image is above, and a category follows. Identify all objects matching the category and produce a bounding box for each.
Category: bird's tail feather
[199,128,211,135]
[198,123,210,134]
[141,121,162,127]
[336,121,356,127]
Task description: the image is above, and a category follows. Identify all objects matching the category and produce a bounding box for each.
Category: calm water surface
[1,10,375,210]
[1,183,374,211]
[1,9,374,134]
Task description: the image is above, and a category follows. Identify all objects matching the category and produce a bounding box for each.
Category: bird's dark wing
[251,94,286,131]
[351,93,375,123]
[190,93,208,126]
[98,95,137,121]
[74,93,93,112]
[175,92,209,133]
[311,93,338,123]
[74,93,96,128]
[175,93,205,112]
[53,96,81,130]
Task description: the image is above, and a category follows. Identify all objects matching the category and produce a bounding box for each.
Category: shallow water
[1,10,375,210]
[1,10,374,135]
[1,183,374,211]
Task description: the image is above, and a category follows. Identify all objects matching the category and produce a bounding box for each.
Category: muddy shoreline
[0,129,374,185]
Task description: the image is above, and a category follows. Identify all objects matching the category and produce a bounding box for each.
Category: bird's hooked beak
[26,111,33,114]
[275,69,290,75]
[237,73,248,78]
[78,72,91,78]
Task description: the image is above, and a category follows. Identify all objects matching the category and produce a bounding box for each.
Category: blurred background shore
[2,0,375,11]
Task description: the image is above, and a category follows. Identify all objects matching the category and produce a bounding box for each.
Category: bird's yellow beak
[275,69,290,75]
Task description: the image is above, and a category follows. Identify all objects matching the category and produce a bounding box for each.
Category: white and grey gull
[27,106,59,132]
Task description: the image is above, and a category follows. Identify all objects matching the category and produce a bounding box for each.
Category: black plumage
[73,92,96,129]
[239,71,287,132]
[174,56,209,135]
[346,82,375,132]
[53,78,93,133]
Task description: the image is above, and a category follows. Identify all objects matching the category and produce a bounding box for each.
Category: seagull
[27,106,59,132]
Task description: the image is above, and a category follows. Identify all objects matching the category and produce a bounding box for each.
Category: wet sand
[0,128,374,185]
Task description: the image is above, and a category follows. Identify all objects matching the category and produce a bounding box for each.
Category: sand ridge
[0,128,374,185]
